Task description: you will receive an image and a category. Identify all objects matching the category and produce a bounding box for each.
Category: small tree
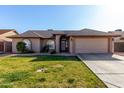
[16,42,26,53]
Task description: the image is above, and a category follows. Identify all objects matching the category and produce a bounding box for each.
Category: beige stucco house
[0,29,18,53]
[9,28,119,54]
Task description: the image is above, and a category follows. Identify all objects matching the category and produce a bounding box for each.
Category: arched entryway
[46,40,55,50]
[23,39,32,50]
[60,35,69,52]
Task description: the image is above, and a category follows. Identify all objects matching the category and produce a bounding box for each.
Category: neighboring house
[109,29,124,52]
[0,29,18,53]
[9,28,119,54]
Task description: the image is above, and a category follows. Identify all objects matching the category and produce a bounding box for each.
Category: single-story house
[9,28,119,54]
[0,29,18,53]
[109,29,124,52]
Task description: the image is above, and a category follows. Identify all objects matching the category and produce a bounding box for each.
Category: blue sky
[0,5,123,33]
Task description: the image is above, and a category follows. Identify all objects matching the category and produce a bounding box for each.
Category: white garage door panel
[75,38,108,53]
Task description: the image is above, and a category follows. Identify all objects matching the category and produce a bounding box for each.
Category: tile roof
[0,29,16,35]
[65,28,117,36]
[9,28,119,38]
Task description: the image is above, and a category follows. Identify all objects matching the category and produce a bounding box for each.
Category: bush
[67,78,75,84]
[50,50,56,54]
[41,45,49,53]
[38,77,46,82]
[24,50,34,53]
[16,41,34,53]
[16,42,26,53]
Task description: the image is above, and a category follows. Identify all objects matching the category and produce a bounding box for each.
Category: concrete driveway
[78,53,124,88]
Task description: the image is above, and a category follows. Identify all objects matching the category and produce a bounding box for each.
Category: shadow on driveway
[78,53,121,61]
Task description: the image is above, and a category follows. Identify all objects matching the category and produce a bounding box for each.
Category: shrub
[24,50,34,53]
[16,42,34,53]
[50,50,56,54]
[38,77,46,82]
[41,45,49,53]
[67,78,75,84]
[16,42,26,53]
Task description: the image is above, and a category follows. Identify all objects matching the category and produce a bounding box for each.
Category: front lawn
[0,55,106,88]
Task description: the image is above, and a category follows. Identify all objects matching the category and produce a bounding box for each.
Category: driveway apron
[78,53,124,88]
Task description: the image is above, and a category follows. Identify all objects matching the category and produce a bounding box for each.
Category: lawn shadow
[30,55,79,62]
[12,55,79,62]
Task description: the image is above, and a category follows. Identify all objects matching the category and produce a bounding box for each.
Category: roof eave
[7,36,54,39]
[67,35,121,37]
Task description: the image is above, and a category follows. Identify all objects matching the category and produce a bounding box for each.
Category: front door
[60,38,69,52]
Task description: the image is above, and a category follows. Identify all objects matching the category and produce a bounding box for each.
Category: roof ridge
[81,28,107,33]
[28,29,81,32]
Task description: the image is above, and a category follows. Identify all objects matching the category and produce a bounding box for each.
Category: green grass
[0,55,106,88]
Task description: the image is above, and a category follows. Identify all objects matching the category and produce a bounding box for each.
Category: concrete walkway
[78,53,124,88]
[0,54,12,57]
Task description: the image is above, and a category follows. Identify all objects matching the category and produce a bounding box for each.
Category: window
[23,39,31,50]
[47,40,55,50]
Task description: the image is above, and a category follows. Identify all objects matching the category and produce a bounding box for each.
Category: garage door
[75,38,108,53]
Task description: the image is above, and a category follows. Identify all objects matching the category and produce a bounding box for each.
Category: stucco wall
[69,37,74,53]
[12,38,22,53]
[55,35,61,53]
[109,37,114,53]
[30,38,40,53]
[12,38,41,53]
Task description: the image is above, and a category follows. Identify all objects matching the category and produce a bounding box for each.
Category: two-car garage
[73,37,111,53]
